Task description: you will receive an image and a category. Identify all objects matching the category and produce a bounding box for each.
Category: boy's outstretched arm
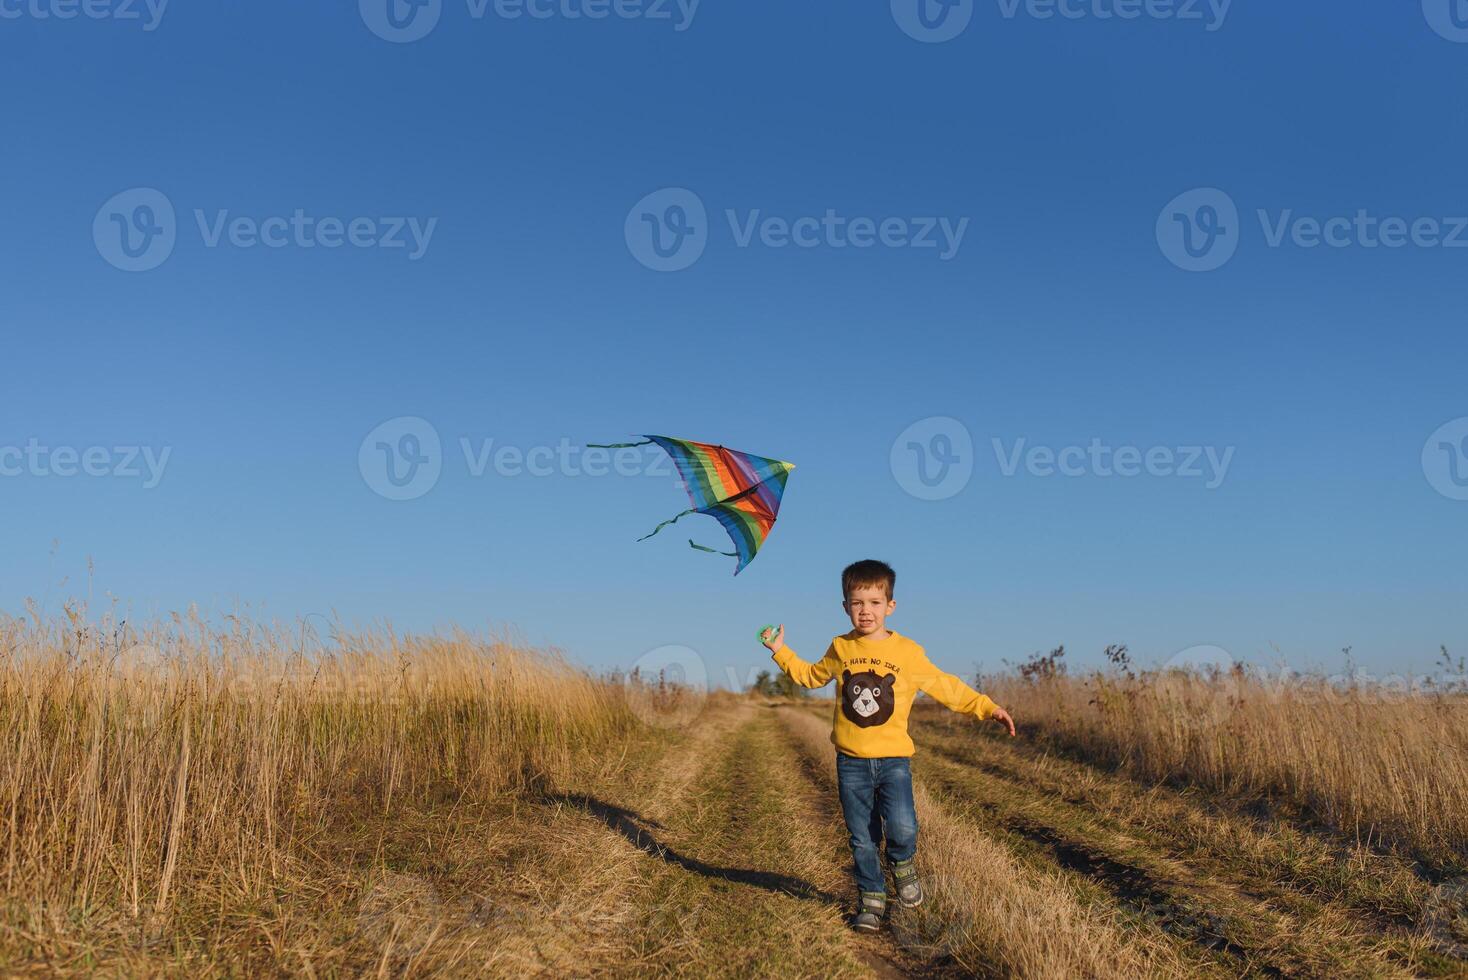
[917,653,1017,737]
[760,625,839,689]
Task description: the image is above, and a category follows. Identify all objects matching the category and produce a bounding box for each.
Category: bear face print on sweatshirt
[770,630,998,758]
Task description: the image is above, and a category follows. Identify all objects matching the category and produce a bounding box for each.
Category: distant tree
[773,672,807,698]
[749,669,807,698]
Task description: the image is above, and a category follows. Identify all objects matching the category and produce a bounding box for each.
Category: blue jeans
[835,752,918,894]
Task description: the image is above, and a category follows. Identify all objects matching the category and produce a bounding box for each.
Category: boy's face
[843,584,895,636]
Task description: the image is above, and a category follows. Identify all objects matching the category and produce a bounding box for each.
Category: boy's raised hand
[990,706,1017,738]
[759,624,785,653]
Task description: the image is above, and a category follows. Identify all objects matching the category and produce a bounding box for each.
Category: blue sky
[2,0,1465,689]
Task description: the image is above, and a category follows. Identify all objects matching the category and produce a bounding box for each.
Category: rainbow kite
[589,435,795,574]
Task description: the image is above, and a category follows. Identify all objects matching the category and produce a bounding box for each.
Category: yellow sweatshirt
[771,630,998,758]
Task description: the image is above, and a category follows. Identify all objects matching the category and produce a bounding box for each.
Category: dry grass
[9,601,1465,976]
[0,605,642,972]
[985,666,1468,873]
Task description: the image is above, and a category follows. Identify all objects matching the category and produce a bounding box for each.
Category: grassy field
[1,612,1465,977]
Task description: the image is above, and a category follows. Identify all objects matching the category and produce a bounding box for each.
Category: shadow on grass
[544,791,839,905]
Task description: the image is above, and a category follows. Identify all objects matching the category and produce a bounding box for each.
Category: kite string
[586,440,654,449]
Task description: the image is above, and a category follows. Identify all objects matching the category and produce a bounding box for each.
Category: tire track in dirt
[913,725,1438,978]
[916,717,1438,934]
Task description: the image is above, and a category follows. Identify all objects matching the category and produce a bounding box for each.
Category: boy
[761,559,1016,932]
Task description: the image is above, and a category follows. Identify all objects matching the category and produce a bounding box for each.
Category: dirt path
[909,708,1464,978]
[315,696,1466,978]
[336,695,955,978]
[776,702,1200,979]
[575,698,958,977]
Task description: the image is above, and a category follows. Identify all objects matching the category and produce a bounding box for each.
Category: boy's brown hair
[842,559,896,601]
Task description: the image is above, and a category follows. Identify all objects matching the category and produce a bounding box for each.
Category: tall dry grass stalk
[0,605,638,927]
[986,667,1468,871]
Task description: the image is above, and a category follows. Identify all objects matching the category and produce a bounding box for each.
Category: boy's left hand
[990,706,1017,737]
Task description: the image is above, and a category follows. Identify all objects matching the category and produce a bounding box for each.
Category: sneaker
[890,857,924,909]
[853,891,887,932]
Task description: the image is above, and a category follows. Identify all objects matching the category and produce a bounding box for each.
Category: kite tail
[636,507,697,541]
[688,539,738,558]
[587,440,654,449]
